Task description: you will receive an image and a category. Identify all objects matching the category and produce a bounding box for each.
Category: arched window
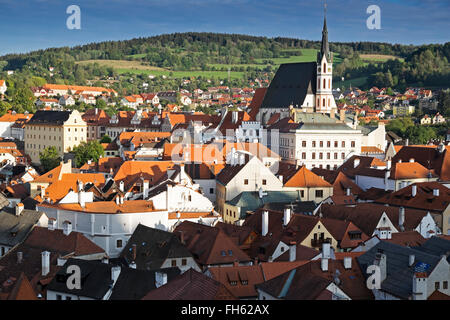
[323,98,326,106]
[323,79,326,88]
[323,63,326,71]
[318,79,320,89]
[328,79,331,88]
[317,98,320,107]
[328,99,331,107]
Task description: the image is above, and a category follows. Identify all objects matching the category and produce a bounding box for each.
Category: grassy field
[76,59,166,71]
[360,54,404,63]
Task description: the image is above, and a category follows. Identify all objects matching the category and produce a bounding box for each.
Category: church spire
[318,1,332,63]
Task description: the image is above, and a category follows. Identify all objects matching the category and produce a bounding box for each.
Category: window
[209,188,214,194]
[342,141,345,148]
[327,153,330,160]
[342,153,345,159]
[351,141,355,148]
[302,152,306,160]
[319,153,323,160]
[334,141,338,148]
[244,179,249,185]
[320,141,323,148]
[312,153,316,160]
[262,179,267,185]
[181,259,187,266]
[302,141,306,147]
[116,239,123,248]
[315,190,324,198]
[435,282,440,290]
[300,190,305,198]
[172,260,177,267]
[66,296,72,300]
[56,295,62,300]
[312,141,316,148]
[327,141,331,148]
[334,153,338,159]
[444,281,448,290]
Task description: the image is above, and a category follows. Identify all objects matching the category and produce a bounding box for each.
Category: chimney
[289,241,296,262]
[399,207,405,231]
[321,257,329,272]
[343,256,352,270]
[412,272,428,300]
[48,218,57,231]
[353,158,360,168]
[374,250,387,283]
[95,108,98,115]
[129,261,137,269]
[283,208,291,226]
[115,196,120,205]
[278,175,283,184]
[111,266,121,287]
[409,254,415,267]
[119,181,124,192]
[40,186,46,199]
[15,203,24,216]
[387,160,392,170]
[142,179,149,198]
[232,111,238,124]
[120,196,124,205]
[178,231,185,244]
[132,244,137,262]
[17,251,23,264]
[411,185,417,197]
[78,189,85,209]
[409,158,414,163]
[322,242,331,259]
[268,256,273,263]
[261,211,269,237]
[346,187,351,196]
[63,221,72,236]
[239,153,245,165]
[340,109,345,122]
[155,271,168,288]
[41,251,50,276]
[433,188,439,197]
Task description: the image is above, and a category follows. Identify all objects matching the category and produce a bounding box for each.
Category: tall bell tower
[315,2,336,114]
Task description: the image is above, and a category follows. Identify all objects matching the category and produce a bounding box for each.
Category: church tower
[315,5,336,114]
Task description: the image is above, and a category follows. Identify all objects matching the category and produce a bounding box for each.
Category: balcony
[311,238,332,248]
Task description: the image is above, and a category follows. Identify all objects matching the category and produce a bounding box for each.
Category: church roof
[260,62,317,110]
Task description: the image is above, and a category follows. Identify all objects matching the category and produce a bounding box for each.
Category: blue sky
[0,0,449,55]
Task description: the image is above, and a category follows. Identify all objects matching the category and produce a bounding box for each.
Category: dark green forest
[0,32,448,96]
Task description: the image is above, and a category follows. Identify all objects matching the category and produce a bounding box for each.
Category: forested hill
[0,32,449,93]
[0,32,421,68]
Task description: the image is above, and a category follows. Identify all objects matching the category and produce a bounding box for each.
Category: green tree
[404,126,437,144]
[12,87,36,113]
[99,135,112,143]
[0,101,11,116]
[39,146,62,172]
[73,141,104,167]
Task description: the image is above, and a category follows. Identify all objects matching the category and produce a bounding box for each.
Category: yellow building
[25,110,87,164]
[393,105,415,117]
